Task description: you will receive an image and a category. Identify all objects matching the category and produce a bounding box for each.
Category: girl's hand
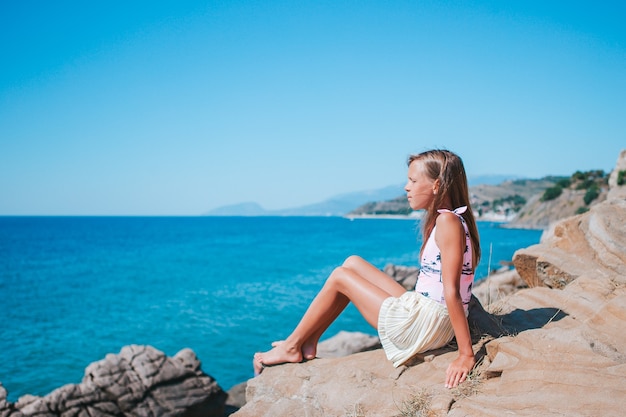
[445,354,476,388]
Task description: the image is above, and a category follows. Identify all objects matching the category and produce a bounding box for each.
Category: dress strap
[437,206,467,216]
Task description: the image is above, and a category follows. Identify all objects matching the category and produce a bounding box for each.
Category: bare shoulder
[435,212,464,242]
[435,211,462,229]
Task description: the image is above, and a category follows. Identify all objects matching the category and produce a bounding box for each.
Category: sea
[0,216,542,401]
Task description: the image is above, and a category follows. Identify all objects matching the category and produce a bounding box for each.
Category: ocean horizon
[0,216,542,402]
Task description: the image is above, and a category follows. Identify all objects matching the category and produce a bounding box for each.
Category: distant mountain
[205,184,405,216]
[468,174,521,186]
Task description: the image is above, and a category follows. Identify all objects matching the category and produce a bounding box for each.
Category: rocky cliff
[506,169,610,230]
[235,150,626,417]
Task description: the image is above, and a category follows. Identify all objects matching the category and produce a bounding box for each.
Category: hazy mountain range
[205,175,519,216]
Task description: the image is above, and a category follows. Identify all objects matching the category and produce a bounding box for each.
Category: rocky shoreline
[3,150,625,417]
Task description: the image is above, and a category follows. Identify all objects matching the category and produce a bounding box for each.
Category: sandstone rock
[227,330,383,414]
[8,345,226,417]
[513,198,626,288]
[607,149,626,200]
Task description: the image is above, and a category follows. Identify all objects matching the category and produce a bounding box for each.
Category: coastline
[345,211,519,225]
[344,213,422,220]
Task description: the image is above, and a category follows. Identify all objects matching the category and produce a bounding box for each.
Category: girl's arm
[435,213,476,388]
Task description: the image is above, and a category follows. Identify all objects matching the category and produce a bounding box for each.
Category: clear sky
[1,1,624,215]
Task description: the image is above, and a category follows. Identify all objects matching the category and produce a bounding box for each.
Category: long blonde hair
[408,149,481,268]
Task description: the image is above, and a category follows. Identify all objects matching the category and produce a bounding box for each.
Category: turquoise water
[0,216,541,401]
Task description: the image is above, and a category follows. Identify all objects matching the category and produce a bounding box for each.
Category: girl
[253,149,480,389]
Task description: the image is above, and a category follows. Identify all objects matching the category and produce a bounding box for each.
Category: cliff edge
[235,150,626,417]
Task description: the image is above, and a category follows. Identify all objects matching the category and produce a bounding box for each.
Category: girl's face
[405,160,437,211]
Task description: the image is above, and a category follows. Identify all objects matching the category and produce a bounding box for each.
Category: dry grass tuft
[452,370,482,399]
[394,388,438,417]
[452,356,487,399]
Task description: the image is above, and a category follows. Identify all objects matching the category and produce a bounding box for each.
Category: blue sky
[1,1,624,215]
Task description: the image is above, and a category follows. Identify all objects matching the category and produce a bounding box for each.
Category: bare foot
[301,341,318,360]
[252,353,265,376]
[271,340,317,360]
[253,343,303,376]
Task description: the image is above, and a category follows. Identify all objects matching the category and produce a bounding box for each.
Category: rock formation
[1,345,227,417]
[224,330,384,414]
[608,149,626,200]
[234,150,626,417]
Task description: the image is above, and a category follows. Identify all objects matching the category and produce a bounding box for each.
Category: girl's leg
[342,255,407,297]
[269,256,406,359]
[292,255,407,358]
[254,260,404,374]
[273,296,348,360]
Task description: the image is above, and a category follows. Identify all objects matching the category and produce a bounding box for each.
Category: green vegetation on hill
[540,170,608,210]
[477,194,527,216]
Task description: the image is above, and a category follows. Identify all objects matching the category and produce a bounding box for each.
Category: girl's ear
[432,179,440,195]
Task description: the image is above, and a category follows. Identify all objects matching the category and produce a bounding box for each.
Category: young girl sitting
[253,149,480,389]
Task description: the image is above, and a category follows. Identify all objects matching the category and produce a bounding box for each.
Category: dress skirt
[378,291,455,367]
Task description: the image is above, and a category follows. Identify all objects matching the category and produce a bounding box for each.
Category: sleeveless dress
[378,207,475,367]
